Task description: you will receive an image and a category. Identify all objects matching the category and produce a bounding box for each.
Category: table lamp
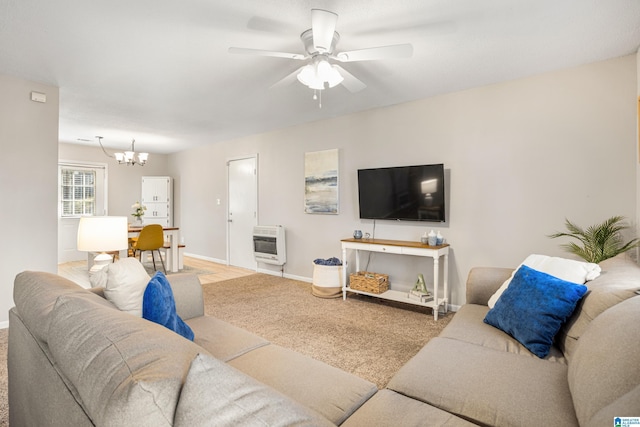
[77,216,128,273]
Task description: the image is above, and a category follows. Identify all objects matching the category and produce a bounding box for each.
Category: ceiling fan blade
[334,43,413,62]
[311,9,338,53]
[269,67,305,90]
[228,47,306,60]
[334,65,366,93]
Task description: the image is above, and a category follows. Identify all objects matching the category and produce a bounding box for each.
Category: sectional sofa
[8,253,640,426]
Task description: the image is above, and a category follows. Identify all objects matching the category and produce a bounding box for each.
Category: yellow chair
[132,224,166,273]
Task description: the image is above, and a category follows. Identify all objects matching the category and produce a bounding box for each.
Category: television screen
[357,164,445,222]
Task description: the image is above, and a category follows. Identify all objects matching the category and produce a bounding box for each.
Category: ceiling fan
[229,9,413,96]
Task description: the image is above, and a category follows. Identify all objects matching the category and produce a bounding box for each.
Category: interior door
[228,157,257,269]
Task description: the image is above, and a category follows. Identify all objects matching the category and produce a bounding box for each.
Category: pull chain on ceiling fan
[229,9,413,105]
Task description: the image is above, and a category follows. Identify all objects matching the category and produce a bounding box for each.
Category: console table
[341,238,450,320]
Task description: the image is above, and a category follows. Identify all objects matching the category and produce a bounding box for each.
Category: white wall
[169,54,637,308]
[0,74,59,326]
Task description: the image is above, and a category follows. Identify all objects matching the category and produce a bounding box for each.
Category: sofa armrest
[168,273,205,320]
[465,267,514,306]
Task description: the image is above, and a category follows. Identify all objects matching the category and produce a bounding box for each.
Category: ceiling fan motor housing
[300,28,340,56]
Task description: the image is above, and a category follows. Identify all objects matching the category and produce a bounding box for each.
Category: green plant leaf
[548,216,640,263]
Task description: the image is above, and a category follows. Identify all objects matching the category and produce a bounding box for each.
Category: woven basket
[349,271,389,294]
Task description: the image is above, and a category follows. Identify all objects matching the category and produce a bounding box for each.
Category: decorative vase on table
[131,201,146,228]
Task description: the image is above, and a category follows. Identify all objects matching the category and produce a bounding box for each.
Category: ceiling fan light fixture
[297,64,316,86]
[316,59,332,80]
[327,65,344,88]
[296,57,344,91]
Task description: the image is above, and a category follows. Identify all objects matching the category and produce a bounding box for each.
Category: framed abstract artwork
[304,149,339,214]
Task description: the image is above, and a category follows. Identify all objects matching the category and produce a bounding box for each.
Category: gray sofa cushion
[343,389,478,427]
[8,308,94,427]
[568,295,640,426]
[439,303,566,362]
[174,353,334,427]
[186,315,270,362]
[556,254,640,360]
[13,271,114,343]
[47,293,202,426]
[387,337,578,426]
[229,343,378,425]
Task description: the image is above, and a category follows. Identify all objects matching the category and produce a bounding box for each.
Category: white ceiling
[1,0,639,154]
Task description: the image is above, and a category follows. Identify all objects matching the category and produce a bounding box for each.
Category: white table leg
[166,230,179,272]
[443,253,449,315]
[433,256,440,321]
[342,246,348,300]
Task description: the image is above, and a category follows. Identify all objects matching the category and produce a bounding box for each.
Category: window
[59,165,103,217]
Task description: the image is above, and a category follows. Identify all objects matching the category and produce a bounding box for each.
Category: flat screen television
[357,163,445,222]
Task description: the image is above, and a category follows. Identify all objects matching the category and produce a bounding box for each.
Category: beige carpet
[202,273,452,389]
[0,273,452,425]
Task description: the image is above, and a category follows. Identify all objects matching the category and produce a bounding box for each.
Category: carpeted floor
[201,273,452,389]
[0,272,452,425]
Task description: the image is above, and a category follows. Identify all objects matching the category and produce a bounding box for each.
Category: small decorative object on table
[427,230,437,246]
[131,201,146,226]
[408,273,433,302]
[353,230,363,239]
[349,271,389,294]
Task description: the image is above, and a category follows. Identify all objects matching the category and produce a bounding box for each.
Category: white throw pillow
[487,254,601,308]
[102,257,151,317]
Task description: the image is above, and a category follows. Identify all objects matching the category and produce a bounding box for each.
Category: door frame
[226,154,259,268]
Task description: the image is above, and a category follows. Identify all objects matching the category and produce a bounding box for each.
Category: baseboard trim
[0,320,8,329]
[183,252,228,266]
[256,267,312,283]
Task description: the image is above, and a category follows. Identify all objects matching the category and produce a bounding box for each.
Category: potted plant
[549,216,640,263]
[131,201,146,226]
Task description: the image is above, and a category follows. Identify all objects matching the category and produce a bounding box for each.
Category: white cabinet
[141,176,173,227]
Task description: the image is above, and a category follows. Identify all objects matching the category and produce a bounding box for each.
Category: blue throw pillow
[484,264,587,358]
[143,271,195,341]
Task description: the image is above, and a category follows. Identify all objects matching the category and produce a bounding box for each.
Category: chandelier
[96,136,149,166]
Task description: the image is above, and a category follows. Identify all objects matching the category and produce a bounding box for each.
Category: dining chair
[131,224,166,273]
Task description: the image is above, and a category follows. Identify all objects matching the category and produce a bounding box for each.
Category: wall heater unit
[253,225,286,265]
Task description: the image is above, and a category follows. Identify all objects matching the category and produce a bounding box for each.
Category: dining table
[128,226,180,272]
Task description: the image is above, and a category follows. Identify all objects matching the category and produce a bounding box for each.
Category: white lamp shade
[77,216,128,252]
